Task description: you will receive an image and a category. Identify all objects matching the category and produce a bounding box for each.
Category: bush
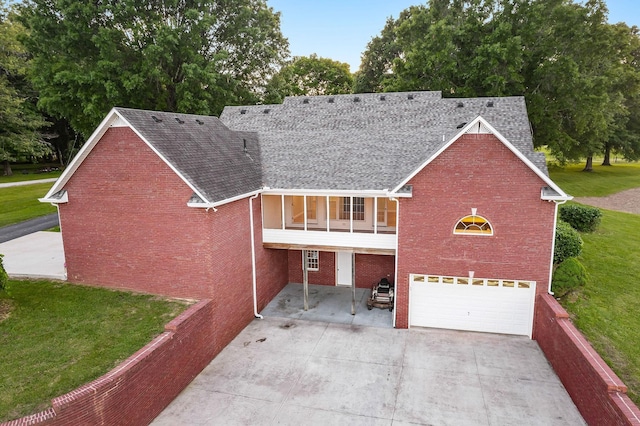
[559,204,602,232]
[554,221,583,264]
[0,254,7,291]
[552,257,588,298]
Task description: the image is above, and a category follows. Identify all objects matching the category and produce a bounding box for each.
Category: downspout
[55,203,67,280]
[249,193,263,319]
[391,197,399,328]
[547,199,569,295]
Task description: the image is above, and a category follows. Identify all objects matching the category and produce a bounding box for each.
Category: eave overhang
[391,116,572,202]
[38,190,68,204]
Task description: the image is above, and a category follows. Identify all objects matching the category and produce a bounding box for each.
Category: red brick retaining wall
[3,299,219,426]
[534,294,640,425]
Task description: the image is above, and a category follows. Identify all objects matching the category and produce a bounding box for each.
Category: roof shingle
[220,91,546,192]
[115,108,262,203]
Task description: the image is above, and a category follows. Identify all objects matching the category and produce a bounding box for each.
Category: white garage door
[409,274,536,336]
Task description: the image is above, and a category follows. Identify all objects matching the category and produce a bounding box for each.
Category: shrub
[552,257,588,298]
[559,204,602,232]
[0,254,7,291]
[554,220,583,264]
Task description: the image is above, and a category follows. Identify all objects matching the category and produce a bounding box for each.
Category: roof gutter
[187,189,262,209]
[261,188,412,198]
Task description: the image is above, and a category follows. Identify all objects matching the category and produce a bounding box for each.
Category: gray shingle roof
[220,91,547,192]
[115,107,261,203]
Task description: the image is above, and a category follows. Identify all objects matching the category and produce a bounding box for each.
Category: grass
[559,210,640,404]
[0,171,62,184]
[0,183,57,227]
[0,279,189,422]
[549,162,640,197]
[549,162,640,405]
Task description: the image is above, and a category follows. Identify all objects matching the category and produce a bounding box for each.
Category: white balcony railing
[262,228,397,251]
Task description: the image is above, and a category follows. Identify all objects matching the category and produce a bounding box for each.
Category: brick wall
[57,125,289,367]
[3,300,219,426]
[396,134,556,328]
[355,254,395,288]
[60,127,219,299]
[288,250,394,288]
[534,294,640,425]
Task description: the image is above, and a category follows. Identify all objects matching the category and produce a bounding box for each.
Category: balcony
[261,194,397,253]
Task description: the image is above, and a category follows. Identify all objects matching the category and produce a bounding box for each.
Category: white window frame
[303,250,319,271]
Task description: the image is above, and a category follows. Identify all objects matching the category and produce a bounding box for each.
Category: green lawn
[0,171,62,184]
[560,210,640,404]
[0,280,189,422]
[0,183,57,227]
[549,162,640,197]
[549,163,640,405]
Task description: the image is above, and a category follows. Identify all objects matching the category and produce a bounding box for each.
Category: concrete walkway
[0,231,65,280]
[153,316,585,425]
[0,177,58,188]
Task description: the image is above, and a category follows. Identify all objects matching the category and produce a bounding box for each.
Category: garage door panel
[409,275,535,336]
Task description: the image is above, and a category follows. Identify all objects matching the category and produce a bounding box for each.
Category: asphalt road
[0,213,59,243]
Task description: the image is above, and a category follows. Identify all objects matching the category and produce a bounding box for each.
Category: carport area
[260,283,394,328]
[153,297,585,425]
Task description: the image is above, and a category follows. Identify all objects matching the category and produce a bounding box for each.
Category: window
[340,198,350,220]
[454,213,493,235]
[341,197,364,221]
[304,250,319,271]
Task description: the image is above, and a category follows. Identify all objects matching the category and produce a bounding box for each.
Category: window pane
[353,197,364,221]
[454,214,493,235]
[340,197,350,220]
[305,250,319,271]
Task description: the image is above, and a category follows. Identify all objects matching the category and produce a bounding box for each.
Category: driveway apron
[152,316,585,425]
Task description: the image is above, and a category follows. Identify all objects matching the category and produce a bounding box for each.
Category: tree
[600,23,640,165]
[19,0,289,137]
[0,1,49,176]
[353,12,411,94]
[264,54,353,103]
[357,0,640,170]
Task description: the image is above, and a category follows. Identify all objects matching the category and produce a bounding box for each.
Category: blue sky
[268,0,640,72]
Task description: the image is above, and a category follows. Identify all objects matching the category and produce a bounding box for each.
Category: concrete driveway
[152,316,585,425]
[0,231,65,280]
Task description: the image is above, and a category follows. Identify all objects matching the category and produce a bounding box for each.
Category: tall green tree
[357,0,640,170]
[353,12,411,94]
[264,54,353,103]
[0,0,48,176]
[19,0,289,137]
[600,23,640,165]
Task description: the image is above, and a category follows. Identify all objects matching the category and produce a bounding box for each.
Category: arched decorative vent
[454,209,493,235]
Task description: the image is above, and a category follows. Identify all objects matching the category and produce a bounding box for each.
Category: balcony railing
[261,194,397,251]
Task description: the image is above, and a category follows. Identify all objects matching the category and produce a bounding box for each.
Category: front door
[336,252,352,286]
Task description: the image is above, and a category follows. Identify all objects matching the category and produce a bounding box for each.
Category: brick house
[41,91,570,340]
